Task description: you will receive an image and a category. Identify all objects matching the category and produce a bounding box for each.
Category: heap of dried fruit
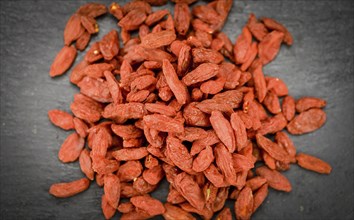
[48,1,332,219]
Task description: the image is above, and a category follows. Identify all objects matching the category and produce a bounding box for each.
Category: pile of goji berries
[48,1,332,219]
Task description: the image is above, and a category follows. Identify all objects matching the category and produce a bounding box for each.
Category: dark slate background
[0,0,353,219]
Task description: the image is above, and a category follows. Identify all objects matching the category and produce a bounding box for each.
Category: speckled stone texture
[0,0,353,219]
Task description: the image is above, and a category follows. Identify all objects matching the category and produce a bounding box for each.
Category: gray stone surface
[0,0,353,219]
